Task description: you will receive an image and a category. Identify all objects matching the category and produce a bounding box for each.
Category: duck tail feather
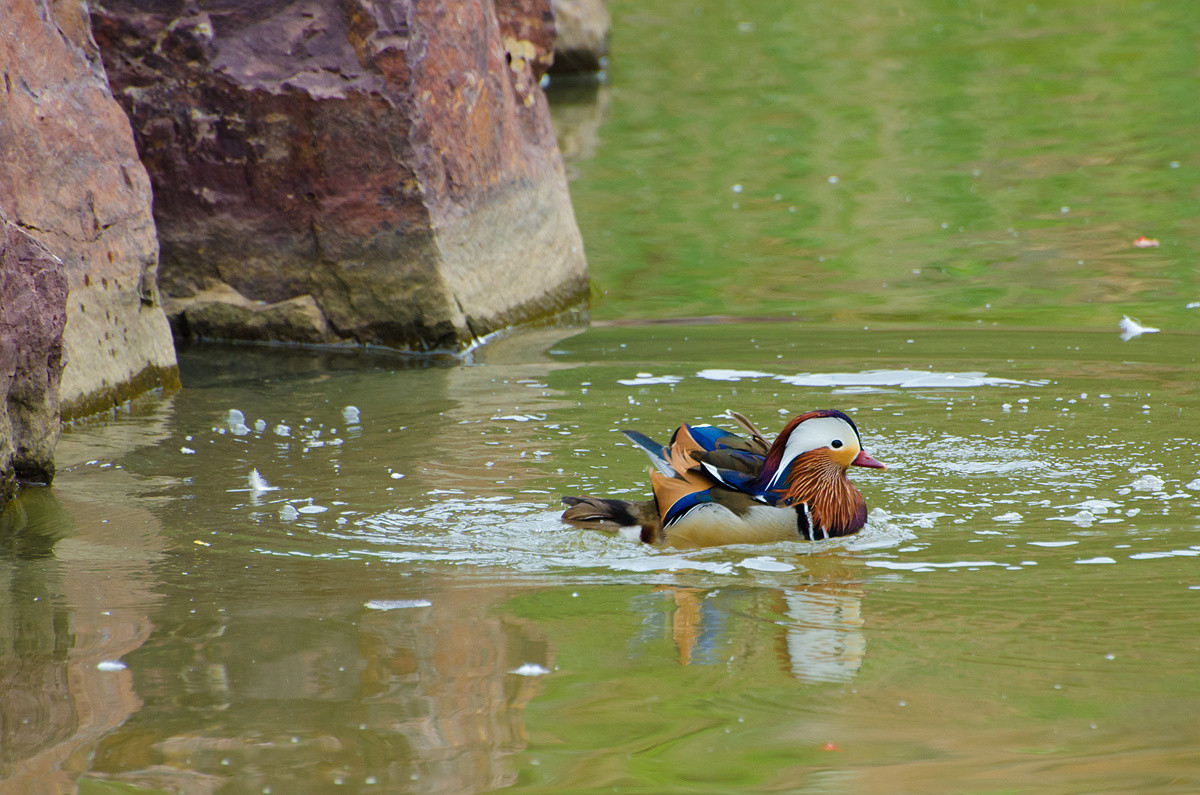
[560,496,662,541]
[621,430,676,477]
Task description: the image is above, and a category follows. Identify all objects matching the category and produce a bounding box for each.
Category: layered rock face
[92,0,589,352]
[0,216,69,501]
[0,0,179,421]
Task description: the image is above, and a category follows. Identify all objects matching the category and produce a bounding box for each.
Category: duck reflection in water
[633,582,865,684]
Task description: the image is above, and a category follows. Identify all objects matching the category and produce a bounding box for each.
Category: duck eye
[831,439,843,449]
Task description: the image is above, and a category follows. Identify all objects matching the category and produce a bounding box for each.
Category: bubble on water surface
[254,419,267,432]
[298,505,327,514]
[225,409,251,436]
[1130,474,1165,492]
[1075,556,1116,565]
[280,505,300,522]
[96,660,127,671]
[343,406,361,424]
[993,512,1023,522]
[1064,499,1120,514]
[274,424,291,437]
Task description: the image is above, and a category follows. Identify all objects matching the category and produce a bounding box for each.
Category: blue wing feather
[662,488,715,527]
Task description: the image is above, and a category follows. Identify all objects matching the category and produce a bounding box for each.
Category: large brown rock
[0,215,69,501]
[92,0,589,352]
[0,0,180,421]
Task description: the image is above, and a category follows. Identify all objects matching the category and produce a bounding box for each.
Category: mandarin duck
[561,410,885,547]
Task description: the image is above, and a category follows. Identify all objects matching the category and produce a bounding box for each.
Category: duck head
[755,410,885,535]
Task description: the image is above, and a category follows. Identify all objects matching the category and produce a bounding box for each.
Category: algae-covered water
[4,0,1200,791]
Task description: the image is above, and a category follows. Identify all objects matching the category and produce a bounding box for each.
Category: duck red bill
[852,450,886,469]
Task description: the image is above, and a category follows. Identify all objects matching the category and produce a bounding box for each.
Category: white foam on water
[739,556,795,572]
[365,599,432,610]
[1129,549,1200,560]
[866,560,1009,570]
[617,375,684,385]
[774,369,1038,389]
[509,663,551,676]
[1130,474,1166,492]
[695,369,778,382]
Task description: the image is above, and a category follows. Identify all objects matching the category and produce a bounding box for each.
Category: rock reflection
[547,80,611,181]
[88,576,551,794]
[0,486,159,792]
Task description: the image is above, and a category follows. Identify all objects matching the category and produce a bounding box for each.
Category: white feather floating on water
[249,468,279,494]
[1119,315,1159,341]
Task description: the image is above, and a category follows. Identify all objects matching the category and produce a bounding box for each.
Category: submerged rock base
[93,0,589,352]
[0,217,69,501]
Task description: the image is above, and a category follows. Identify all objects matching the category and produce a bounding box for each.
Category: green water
[564,0,1200,328]
[4,0,1200,792]
[5,326,1199,792]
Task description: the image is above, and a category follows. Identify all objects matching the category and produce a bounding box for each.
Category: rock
[0,214,69,501]
[550,0,610,74]
[165,285,331,345]
[92,0,589,353]
[0,0,180,421]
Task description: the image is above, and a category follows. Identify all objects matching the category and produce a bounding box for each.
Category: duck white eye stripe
[769,417,860,487]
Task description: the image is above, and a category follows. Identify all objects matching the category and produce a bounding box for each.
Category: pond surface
[6,0,1200,791]
[4,324,1199,792]
[563,0,1200,330]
